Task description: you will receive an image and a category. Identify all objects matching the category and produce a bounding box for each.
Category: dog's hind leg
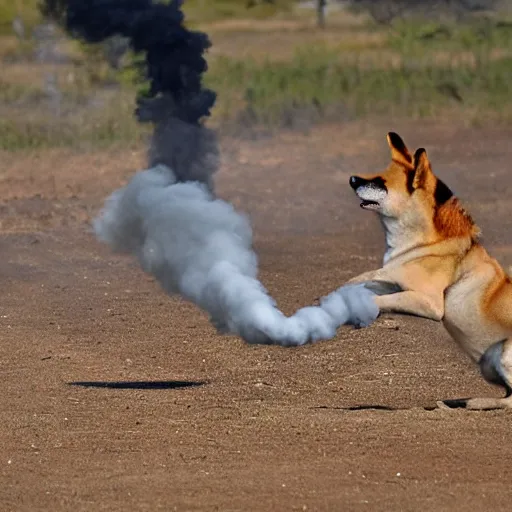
[438,339,512,410]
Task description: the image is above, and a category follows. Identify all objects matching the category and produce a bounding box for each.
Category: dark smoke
[66,0,218,186]
[66,0,216,120]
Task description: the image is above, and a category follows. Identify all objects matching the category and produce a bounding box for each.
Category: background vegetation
[1,0,511,150]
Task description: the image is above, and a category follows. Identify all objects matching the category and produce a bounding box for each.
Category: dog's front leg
[347,270,442,320]
[374,290,444,321]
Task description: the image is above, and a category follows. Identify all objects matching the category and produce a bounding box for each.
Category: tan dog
[348,132,512,410]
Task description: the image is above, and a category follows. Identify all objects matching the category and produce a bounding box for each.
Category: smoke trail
[94,162,389,346]
[66,0,398,345]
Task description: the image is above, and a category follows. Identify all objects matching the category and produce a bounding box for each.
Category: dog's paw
[437,397,512,411]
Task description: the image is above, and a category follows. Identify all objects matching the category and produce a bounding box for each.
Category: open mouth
[360,199,380,210]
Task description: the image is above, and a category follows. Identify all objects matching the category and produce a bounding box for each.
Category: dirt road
[1,121,511,511]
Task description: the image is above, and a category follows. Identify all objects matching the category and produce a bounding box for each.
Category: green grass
[2,5,512,150]
[387,17,512,53]
[0,79,46,103]
[3,42,512,150]
[205,17,512,124]
[0,92,145,151]
[206,44,512,126]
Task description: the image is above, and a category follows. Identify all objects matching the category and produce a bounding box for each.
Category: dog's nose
[349,176,365,190]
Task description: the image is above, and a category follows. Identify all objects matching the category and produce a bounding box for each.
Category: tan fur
[434,198,480,240]
[348,132,512,410]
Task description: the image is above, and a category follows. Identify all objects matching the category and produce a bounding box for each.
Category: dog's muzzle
[349,176,368,190]
[349,176,386,210]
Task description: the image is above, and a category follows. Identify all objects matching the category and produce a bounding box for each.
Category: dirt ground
[2,120,512,511]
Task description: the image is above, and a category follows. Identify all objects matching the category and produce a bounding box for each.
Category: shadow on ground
[69,380,207,390]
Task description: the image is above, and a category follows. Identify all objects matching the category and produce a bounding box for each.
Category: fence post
[317,0,326,29]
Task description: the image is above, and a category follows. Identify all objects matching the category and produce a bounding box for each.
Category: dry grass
[1,3,512,150]
[207,27,386,62]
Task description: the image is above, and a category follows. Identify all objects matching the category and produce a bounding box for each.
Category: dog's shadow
[67,383,485,411]
[311,402,469,411]
[68,380,206,390]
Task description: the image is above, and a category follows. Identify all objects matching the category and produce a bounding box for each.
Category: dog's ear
[387,132,412,166]
[412,148,432,189]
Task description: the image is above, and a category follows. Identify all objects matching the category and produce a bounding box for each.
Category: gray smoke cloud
[93,121,398,346]
[65,0,399,345]
[94,163,385,346]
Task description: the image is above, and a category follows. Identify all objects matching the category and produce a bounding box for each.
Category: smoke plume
[66,0,397,345]
[66,0,218,187]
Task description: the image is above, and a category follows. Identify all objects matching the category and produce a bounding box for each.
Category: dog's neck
[380,215,435,264]
[380,207,477,265]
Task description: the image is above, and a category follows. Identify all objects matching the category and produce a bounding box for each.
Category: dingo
[348,132,512,410]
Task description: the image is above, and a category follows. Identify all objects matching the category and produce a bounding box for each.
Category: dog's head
[349,132,479,240]
[349,132,441,217]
